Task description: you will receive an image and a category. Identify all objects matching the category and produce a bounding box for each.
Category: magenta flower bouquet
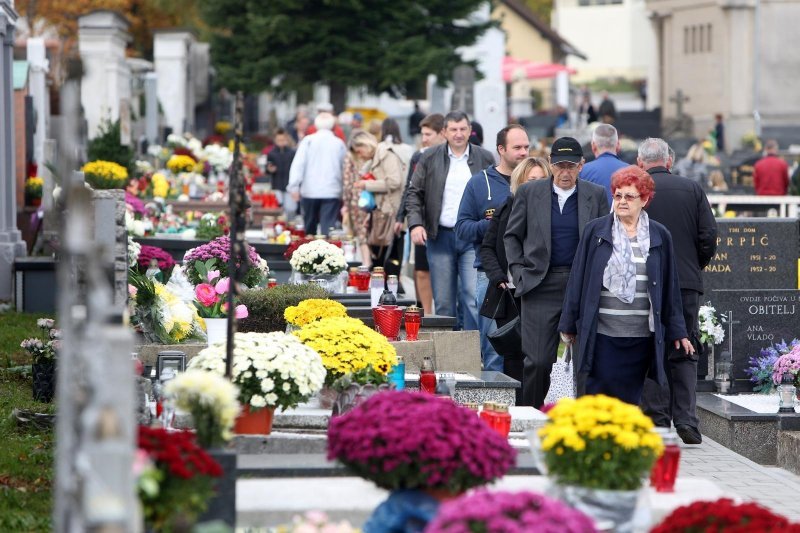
[772,345,800,386]
[136,245,176,279]
[183,235,269,288]
[327,391,515,494]
[193,269,248,319]
[425,490,596,533]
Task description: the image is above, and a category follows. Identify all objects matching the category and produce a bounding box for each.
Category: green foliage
[237,284,331,333]
[197,0,494,97]
[87,119,135,175]
[331,364,390,393]
[0,312,55,532]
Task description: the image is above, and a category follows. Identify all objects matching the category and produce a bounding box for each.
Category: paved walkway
[680,434,800,520]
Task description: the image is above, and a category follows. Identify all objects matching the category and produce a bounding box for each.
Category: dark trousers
[497,298,523,405]
[641,289,700,428]
[520,270,570,408]
[301,198,341,236]
[587,334,653,405]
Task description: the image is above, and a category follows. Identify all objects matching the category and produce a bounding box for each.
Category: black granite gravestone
[710,289,800,392]
[703,218,799,293]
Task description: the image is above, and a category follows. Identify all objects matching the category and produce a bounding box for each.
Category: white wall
[553,0,655,81]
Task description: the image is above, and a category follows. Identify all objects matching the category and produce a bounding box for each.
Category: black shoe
[676,424,702,445]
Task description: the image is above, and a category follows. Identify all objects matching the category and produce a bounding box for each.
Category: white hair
[592,124,618,151]
[314,112,336,131]
[638,137,670,165]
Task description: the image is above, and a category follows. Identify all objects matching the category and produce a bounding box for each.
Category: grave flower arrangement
[289,239,348,275]
[150,171,172,199]
[183,235,269,288]
[136,426,222,531]
[128,270,205,344]
[164,370,240,449]
[772,344,800,387]
[746,339,800,393]
[698,303,726,345]
[195,212,228,241]
[193,269,248,319]
[187,332,326,411]
[328,391,515,493]
[167,154,199,174]
[537,394,664,491]
[284,298,347,328]
[293,316,397,385]
[128,236,141,268]
[81,160,129,190]
[426,490,596,533]
[135,244,176,281]
[20,318,60,364]
[651,498,800,532]
[24,176,43,203]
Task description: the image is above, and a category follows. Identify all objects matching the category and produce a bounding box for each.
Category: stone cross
[54,58,137,532]
[669,89,690,118]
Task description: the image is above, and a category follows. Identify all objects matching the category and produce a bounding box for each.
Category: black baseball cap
[550,137,583,164]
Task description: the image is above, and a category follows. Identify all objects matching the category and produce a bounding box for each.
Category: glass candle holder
[650,429,681,492]
[404,305,422,341]
[778,373,797,413]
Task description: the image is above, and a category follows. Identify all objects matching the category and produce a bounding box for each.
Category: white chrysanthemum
[165,370,240,442]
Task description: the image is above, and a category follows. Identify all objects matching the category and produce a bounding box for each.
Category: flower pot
[205,318,228,346]
[32,360,56,403]
[332,382,394,416]
[27,196,42,207]
[552,483,640,533]
[365,489,442,532]
[234,405,275,435]
[198,448,237,528]
[292,270,345,293]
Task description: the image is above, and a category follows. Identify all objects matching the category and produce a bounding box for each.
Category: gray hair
[592,124,618,151]
[638,137,671,165]
[314,112,336,131]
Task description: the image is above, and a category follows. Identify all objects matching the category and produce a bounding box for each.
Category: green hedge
[238,284,330,333]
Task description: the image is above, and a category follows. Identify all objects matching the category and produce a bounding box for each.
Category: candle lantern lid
[406,304,421,314]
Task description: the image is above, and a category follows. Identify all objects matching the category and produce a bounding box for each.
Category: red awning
[502,56,577,82]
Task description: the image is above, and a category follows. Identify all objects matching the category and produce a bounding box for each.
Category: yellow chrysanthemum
[284,299,347,327]
[166,154,197,174]
[82,160,129,190]
[293,316,397,380]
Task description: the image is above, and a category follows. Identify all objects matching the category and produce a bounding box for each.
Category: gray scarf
[603,211,650,304]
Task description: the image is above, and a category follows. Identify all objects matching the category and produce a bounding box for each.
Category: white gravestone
[78,10,133,139]
[154,30,197,135]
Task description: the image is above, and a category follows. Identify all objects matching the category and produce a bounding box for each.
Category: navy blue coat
[557,214,687,386]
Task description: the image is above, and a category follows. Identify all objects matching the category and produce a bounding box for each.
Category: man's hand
[498,282,508,290]
[411,226,427,245]
[674,338,695,355]
[291,191,300,202]
[393,221,404,235]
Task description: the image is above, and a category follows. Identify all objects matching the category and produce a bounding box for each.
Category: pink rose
[128,284,137,298]
[207,269,221,282]
[195,283,218,307]
[215,277,230,295]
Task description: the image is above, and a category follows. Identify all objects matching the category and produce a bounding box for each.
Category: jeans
[476,271,503,371]
[426,227,478,331]
[301,198,341,236]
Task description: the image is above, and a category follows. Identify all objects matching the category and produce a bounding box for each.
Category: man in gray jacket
[406,111,495,329]
[504,137,609,407]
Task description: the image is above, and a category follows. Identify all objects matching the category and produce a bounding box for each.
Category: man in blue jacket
[579,124,627,207]
[456,125,530,371]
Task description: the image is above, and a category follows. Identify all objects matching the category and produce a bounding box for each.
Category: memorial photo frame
[156,351,186,380]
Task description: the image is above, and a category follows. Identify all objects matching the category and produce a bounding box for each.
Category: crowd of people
[268,104,723,444]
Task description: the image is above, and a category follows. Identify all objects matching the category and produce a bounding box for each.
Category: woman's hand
[674,337,695,355]
[353,180,367,190]
[559,332,576,346]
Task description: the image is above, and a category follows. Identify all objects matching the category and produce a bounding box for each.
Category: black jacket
[396,150,424,223]
[479,197,516,321]
[406,143,495,240]
[267,146,296,191]
[645,166,718,293]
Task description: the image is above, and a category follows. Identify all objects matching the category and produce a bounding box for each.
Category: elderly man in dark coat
[503,137,609,408]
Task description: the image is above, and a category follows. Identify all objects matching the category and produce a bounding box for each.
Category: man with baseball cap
[504,137,609,407]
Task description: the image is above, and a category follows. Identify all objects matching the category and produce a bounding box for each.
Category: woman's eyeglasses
[613,193,641,202]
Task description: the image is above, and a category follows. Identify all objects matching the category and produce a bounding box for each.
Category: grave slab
[696,392,800,465]
[236,476,726,529]
[777,431,800,476]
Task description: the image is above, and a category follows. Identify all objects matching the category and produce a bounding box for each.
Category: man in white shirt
[405,111,495,329]
[287,112,347,235]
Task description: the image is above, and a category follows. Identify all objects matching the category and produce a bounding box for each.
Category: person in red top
[753,139,789,195]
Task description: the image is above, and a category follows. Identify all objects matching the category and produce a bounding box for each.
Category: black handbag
[486,289,524,361]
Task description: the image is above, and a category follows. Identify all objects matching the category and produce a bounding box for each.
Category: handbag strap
[490,287,519,320]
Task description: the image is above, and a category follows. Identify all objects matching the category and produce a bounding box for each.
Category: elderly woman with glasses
[558,165,693,404]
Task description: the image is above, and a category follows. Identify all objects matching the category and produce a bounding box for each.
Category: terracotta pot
[234,405,275,435]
